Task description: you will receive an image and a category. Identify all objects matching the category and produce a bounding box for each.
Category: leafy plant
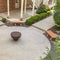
[54,0,60,27]
[1,18,7,23]
[36,5,50,14]
[54,11,60,27]
[44,47,55,60]
[53,39,60,60]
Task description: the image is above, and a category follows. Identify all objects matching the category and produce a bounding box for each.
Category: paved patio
[33,16,55,30]
[0,25,51,60]
[0,10,55,60]
[0,9,36,21]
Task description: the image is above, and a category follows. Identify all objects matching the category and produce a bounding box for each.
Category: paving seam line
[32,25,46,32]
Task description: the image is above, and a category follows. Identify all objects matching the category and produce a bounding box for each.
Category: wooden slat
[46,30,57,39]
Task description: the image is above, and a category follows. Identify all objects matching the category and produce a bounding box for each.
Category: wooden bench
[12,20,25,26]
[46,30,57,40]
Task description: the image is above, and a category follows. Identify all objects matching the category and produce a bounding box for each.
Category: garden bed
[43,39,60,60]
[43,25,60,60]
[46,26,60,60]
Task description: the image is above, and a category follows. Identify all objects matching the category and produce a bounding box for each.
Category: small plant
[1,18,7,23]
[36,5,50,14]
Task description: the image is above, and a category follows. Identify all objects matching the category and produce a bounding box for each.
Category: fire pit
[11,31,21,41]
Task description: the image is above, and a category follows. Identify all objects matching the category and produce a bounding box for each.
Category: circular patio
[0,26,51,60]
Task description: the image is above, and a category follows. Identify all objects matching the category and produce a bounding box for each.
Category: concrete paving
[0,9,36,21]
[0,10,53,60]
[33,16,55,30]
[0,25,51,60]
[0,21,4,26]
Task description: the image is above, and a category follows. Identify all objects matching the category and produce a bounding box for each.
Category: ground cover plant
[53,38,60,60]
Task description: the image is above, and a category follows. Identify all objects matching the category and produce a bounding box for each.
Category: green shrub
[53,0,60,27]
[54,11,60,27]
[54,0,60,11]
[25,15,40,25]
[25,11,51,26]
[36,5,50,14]
[1,18,7,23]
